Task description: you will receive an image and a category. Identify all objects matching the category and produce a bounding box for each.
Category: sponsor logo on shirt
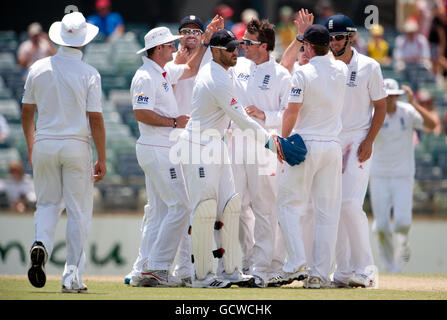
[346,71,357,87]
[237,73,250,81]
[290,86,302,97]
[136,94,149,104]
[258,74,271,90]
[162,82,169,92]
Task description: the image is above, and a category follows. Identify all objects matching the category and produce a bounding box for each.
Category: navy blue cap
[297,24,330,46]
[210,29,240,50]
[179,15,204,32]
[324,14,357,34]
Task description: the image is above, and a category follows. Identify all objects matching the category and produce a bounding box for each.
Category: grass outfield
[1,274,447,300]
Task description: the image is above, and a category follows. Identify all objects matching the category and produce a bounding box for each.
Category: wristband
[201,41,209,48]
[173,118,177,128]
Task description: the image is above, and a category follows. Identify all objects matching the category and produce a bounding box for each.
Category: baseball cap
[136,27,183,54]
[210,29,241,51]
[384,78,405,96]
[179,15,204,32]
[49,12,99,47]
[297,24,330,46]
[324,14,357,34]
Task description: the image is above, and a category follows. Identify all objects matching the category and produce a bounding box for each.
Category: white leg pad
[191,199,218,280]
[220,193,241,274]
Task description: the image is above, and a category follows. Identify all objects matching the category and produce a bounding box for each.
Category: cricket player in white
[21,12,106,293]
[274,24,348,289]
[176,29,306,288]
[229,19,291,287]
[127,17,221,287]
[370,79,436,273]
[324,15,387,288]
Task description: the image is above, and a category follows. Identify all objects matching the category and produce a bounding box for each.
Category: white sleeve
[22,67,35,104]
[409,106,424,130]
[86,71,102,113]
[264,72,291,129]
[288,70,305,104]
[215,80,270,145]
[368,62,388,102]
[131,74,156,111]
[165,62,185,85]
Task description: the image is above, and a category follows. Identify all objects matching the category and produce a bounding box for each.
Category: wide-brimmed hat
[384,78,405,95]
[136,27,183,54]
[49,12,99,47]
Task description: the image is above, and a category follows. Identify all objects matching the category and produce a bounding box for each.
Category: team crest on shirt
[346,71,357,87]
[237,73,250,81]
[161,82,169,92]
[290,86,302,97]
[258,74,271,90]
[136,94,149,104]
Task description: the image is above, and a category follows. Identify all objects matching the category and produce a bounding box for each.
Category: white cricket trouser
[32,137,93,285]
[179,133,241,276]
[277,139,342,286]
[133,139,191,271]
[230,135,285,279]
[369,175,413,271]
[334,134,375,283]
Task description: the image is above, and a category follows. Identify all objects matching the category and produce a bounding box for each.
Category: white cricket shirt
[288,54,348,139]
[186,60,270,145]
[370,101,423,177]
[339,48,388,139]
[165,48,212,116]
[22,46,102,139]
[130,56,184,143]
[230,55,291,131]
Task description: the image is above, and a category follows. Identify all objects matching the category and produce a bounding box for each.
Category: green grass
[1,274,447,300]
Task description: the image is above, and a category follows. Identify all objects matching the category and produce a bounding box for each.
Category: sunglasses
[210,45,238,53]
[299,45,304,52]
[179,28,203,36]
[241,38,261,46]
[330,34,347,42]
[162,42,176,48]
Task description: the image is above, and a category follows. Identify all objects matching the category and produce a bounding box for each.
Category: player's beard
[220,50,237,67]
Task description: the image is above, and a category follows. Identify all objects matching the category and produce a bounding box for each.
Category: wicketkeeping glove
[265,133,307,166]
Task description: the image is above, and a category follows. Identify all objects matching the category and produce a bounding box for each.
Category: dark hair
[146,46,156,58]
[310,43,329,56]
[246,19,275,51]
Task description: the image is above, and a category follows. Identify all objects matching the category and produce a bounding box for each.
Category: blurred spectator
[17,22,56,72]
[351,32,367,55]
[393,19,431,73]
[87,0,125,41]
[276,6,297,53]
[314,0,335,25]
[415,0,435,38]
[0,114,9,145]
[0,161,36,213]
[416,89,444,135]
[428,2,447,87]
[232,8,259,40]
[367,24,391,66]
[206,3,234,30]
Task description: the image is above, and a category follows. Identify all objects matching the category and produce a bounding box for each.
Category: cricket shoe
[27,241,48,288]
[267,264,309,286]
[62,284,88,293]
[221,269,255,287]
[250,274,267,288]
[331,278,351,288]
[306,276,321,289]
[141,269,182,287]
[129,273,154,287]
[348,273,375,288]
[192,273,232,288]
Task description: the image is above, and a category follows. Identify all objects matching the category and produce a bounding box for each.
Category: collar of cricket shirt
[58,46,83,60]
[142,56,167,78]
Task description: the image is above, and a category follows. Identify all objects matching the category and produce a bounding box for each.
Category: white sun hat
[136,27,184,54]
[49,12,99,47]
[384,78,405,95]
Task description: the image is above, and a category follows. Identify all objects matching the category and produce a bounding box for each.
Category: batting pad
[220,193,242,274]
[191,199,218,280]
